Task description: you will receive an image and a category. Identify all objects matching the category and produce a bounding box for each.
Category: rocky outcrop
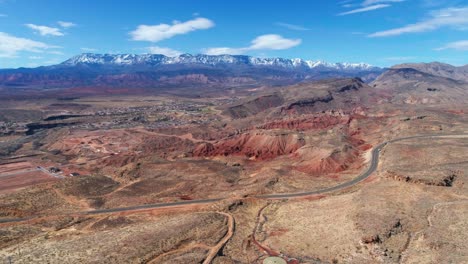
[284,93,334,111]
[336,79,364,92]
[386,171,459,187]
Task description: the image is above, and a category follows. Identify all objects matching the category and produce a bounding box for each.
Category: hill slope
[372,63,468,104]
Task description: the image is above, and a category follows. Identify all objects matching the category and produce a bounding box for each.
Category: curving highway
[0,133,466,224]
[257,134,442,199]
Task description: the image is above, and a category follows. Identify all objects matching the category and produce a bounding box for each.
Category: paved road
[1,133,465,224]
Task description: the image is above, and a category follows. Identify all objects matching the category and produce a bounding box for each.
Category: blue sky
[0,0,467,68]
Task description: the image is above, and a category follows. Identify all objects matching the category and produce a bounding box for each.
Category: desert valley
[0,54,467,263]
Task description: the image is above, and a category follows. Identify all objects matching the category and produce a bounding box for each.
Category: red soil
[446,109,464,115]
[301,194,326,201]
[0,161,36,172]
[268,228,289,237]
[0,170,57,194]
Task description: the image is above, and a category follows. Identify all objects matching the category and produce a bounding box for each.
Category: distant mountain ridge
[61,53,379,72]
[0,53,384,93]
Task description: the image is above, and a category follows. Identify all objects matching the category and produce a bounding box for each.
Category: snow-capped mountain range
[0,53,384,91]
[62,53,379,72]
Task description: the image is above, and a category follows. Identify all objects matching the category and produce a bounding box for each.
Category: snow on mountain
[62,53,379,72]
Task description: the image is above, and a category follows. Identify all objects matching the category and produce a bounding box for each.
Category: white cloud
[28,56,43,60]
[250,34,302,50]
[436,40,468,50]
[369,7,468,37]
[338,4,390,15]
[25,24,64,36]
[362,0,405,6]
[204,47,245,55]
[130,17,214,42]
[276,22,310,31]
[147,46,182,57]
[57,21,76,28]
[204,34,301,55]
[0,32,57,57]
[80,47,98,52]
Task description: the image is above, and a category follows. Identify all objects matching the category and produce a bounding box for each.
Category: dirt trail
[147,243,211,264]
[203,212,235,264]
[251,203,281,256]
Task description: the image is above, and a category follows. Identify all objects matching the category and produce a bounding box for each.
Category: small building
[49,167,61,173]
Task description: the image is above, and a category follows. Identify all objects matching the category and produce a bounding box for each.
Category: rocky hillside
[224,78,377,119]
[372,62,468,104]
[392,62,468,82]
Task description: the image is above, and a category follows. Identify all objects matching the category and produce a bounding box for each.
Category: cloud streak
[58,21,76,28]
[0,32,58,57]
[436,40,468,51]
[130,17,214,42]
[338,0,406,15]
[369,7,468,37]
[362,0,405,6]
[204,34,301,55]
[275,22,310,31]
[25,24,64,36]
[338,4,390,15]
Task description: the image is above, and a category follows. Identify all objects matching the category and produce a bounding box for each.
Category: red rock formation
[194,132,304,160]
[296,145,362,174]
